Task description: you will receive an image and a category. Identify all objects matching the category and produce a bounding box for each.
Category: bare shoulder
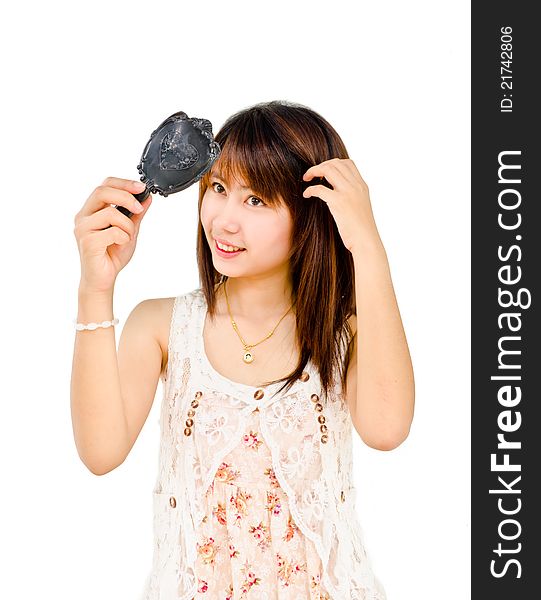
[133,297,176,378]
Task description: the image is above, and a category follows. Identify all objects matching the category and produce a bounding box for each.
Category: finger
[79,179,146,219]
[79,225,131,254]
[78,204,137,240]
[131,195,153,236]
[302,158,341,179]
[315,158,367,192]
[303,157,336,174]
[101,175,146,191]
[302,162,328,180]
[302,184,334,204]
[93,226,132,249]
[302,160,349,190]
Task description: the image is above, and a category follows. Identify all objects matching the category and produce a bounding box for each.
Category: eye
[247,196,266,207]
[211,181,225,193]
[210,181,266,207]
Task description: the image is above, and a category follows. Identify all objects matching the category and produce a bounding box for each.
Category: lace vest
[140,288,386,600]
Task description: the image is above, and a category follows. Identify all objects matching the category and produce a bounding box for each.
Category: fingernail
[133,181,146,190]
[133,202,144,213]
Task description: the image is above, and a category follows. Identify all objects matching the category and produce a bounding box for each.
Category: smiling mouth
[214,239,246,252]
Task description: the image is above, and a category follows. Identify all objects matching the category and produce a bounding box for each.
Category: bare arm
[71,176,157,475]
[346,241,415,451]
[70,289,127,475]
[70,291,164,475]
[301,158,415,451]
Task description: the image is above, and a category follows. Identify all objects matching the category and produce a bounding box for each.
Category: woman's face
[200,170,293,280]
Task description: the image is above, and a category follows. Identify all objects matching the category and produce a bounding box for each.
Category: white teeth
[217,241,243,252]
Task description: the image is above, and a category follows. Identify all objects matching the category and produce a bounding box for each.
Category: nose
[213,194,243,232]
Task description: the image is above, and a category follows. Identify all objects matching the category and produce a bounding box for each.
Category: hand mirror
[116,111,221,218]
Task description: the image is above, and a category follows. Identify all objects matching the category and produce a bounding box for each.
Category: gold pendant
[243,350,254,364]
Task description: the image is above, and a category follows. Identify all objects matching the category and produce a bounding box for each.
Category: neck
[218,274,294,322]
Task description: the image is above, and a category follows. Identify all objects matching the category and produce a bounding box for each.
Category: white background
[0,1,470,598]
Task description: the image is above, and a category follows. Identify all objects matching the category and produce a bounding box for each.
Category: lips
[214,240,246,256]
[214,237,245,250]
[214,238,246,254]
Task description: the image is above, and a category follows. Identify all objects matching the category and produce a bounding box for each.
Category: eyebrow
[210,171,253,191]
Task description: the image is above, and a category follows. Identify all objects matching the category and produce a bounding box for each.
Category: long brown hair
[196,100,356,402]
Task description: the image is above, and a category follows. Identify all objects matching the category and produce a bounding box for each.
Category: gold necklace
[223,279,293,364]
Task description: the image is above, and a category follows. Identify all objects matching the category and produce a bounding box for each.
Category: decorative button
[185,392,202,435]
[299,371,310,382]
[254,389,265,400]
[169,496,177,508]
[311,393,328,443]
[340,490,345,503]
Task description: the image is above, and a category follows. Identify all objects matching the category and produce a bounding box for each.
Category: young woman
[71,100,415,600]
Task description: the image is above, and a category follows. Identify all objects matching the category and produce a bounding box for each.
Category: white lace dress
[191,406,332,599]
[142,288,387,600]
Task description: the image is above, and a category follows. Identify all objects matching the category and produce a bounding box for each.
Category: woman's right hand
[73,177,153,294]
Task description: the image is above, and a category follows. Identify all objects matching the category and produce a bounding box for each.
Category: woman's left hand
[302,158,382,255]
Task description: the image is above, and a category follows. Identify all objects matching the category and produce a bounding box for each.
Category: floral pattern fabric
[192,409,332,600]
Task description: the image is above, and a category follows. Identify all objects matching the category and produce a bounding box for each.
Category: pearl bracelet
[74,318,119,331]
